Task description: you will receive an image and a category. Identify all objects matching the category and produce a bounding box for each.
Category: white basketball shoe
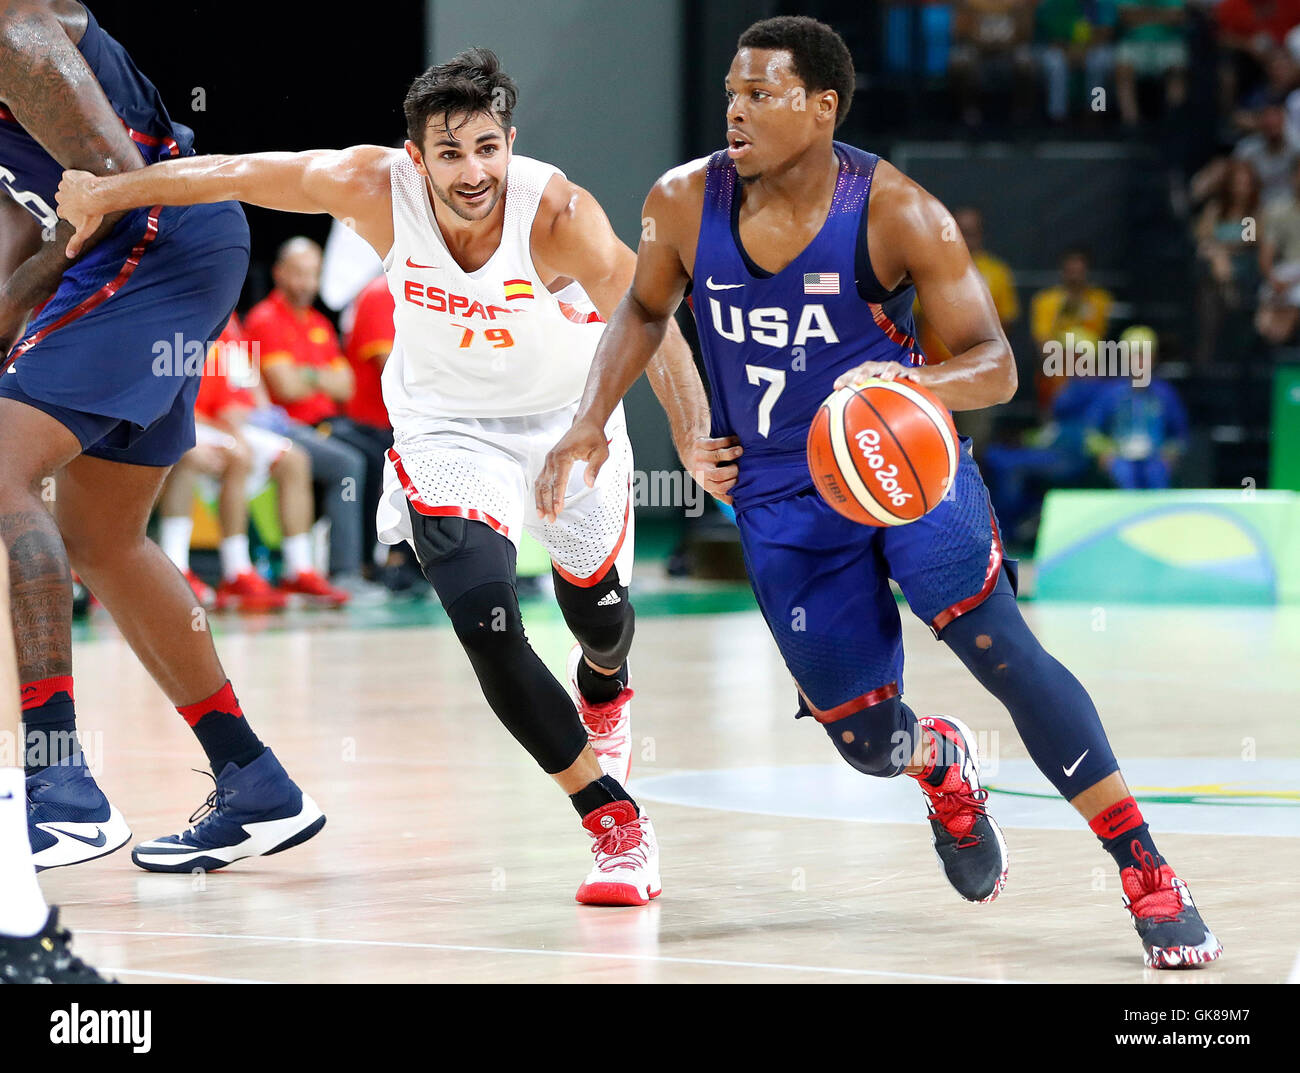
[575,801,661,906]
[567,644,634,784]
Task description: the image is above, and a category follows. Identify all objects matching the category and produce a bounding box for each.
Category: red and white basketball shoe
[567,644,634,784]
[575,801,661,906]
[1120,844,1222,969]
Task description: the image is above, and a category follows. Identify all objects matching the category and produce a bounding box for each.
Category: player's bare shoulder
[866,157,956,288]
[644,157,710,278]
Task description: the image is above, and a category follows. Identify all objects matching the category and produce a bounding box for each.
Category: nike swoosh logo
[0,792,13,800]
[405,256,438,269]
[1062,749,1090,778]
[43,824,107,847]
[705,276,744,291]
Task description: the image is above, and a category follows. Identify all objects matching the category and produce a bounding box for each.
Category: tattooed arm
[0,1,145,347]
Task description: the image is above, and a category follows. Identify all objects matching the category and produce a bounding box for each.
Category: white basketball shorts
[377,401,634,588]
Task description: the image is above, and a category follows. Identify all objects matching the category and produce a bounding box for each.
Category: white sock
[282,533,314,579]
[219,534,253,581]
[159,516,194,572]
[0,767,48,937]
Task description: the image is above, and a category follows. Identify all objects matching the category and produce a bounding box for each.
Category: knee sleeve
[552,568,635,669]
[823,695,922,778]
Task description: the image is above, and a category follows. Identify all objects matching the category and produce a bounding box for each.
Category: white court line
[1288,950,1300,984]
[79,929,1026,984]
[99,967,272,985]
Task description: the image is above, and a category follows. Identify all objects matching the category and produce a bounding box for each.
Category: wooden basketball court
[42,580,1300,983]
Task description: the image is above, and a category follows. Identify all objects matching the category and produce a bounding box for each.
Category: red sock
[1088,795,1143,841]
[177,681,264,773]
[1090,795,1162,869]
[21,675,78,774]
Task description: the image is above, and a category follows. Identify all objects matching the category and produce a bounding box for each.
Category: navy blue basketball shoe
[131,748,325,873]
[916,715,1009,903]
[27,761,131,871]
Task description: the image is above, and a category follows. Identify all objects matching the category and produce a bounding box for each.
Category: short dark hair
[1062,245,1092,265]
[403,48,518,149]
[737,16,856,129]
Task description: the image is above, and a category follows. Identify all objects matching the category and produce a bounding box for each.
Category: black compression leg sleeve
[410,511,587,774]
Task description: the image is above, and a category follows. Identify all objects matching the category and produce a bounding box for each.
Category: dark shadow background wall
[88,0,425,303]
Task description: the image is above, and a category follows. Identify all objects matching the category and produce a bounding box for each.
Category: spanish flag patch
[504,278,534,301]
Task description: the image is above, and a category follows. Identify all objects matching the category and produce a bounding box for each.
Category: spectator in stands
[157,316,349,610]
[1255,155,1300,340]
[1084,327,1189,487]
[1031,245,1115,408]
[342,275,422,592]
[1232,100,1300,202]
[948,0,1038,126]
[243,238,380,589]
[1193,156,1262,364]
[1216,0,1300,110]
[1034,0,1119,122]
[1114,0,1189,125]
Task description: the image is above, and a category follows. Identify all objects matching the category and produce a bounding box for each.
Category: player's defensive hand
[55,171,105,259]
[832,360,917,392]
[684,435,742,504]
[536,418,609,524]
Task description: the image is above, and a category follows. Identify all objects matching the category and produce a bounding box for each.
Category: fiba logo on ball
[807,378,958,527]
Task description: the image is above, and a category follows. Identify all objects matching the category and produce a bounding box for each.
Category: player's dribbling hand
[55,170,105,259]
[833,360,917,392]
[684,435,742,504]
[535,419,609,524]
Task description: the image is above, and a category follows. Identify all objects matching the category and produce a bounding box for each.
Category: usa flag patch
[804,272,839,295]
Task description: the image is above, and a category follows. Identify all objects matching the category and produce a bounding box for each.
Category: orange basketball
[806,378,959,526]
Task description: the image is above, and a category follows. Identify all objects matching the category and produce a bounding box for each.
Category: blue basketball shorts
[0,200,249,467]
[736,438,1018,721]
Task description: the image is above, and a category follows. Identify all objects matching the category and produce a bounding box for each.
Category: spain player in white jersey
[57,49,729,906]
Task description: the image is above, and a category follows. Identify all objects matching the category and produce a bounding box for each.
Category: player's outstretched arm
[56,145,398,258]
[833,162,1017,411]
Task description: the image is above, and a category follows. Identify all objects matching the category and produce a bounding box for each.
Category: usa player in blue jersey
[538,16,1221,968]
[0,2,323,875]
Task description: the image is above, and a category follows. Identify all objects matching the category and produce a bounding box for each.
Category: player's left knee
[823,695,920,778]
[552,569,634,669]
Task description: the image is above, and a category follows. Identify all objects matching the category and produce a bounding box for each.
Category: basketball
[806,378,960,526]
